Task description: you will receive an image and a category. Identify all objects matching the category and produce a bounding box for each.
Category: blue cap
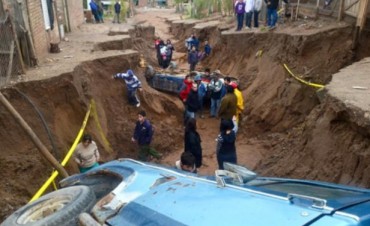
[194,74,202,81]
[127,69,134,77]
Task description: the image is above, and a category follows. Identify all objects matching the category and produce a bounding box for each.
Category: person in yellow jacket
[230,82,244,123]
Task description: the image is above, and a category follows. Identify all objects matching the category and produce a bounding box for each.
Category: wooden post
[7,11,26,74]
[0,92,69,178]
[356,0,369,31]
[53,0,62,41]
[315,0,320,19]
[5,41,14,84]
[338,0,345,21]
[295,0,300,20]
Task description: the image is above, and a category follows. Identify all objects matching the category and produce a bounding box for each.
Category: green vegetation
[180,0,233,19]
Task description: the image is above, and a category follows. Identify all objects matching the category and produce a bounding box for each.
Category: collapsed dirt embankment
[167,17,370,187]
[0,25,184,220]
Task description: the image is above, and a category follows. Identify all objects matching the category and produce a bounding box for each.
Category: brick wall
[67,0,84,31]
[27,0,49,60]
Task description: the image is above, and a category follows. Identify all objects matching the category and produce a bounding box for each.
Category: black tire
[1,185,96,226]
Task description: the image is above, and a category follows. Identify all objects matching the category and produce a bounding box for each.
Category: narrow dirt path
[134,9,265,175]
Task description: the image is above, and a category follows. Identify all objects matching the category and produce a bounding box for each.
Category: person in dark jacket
[113,1,121,23]
[132,111,161,161]
[96,0,104,23]
[166,39,175,65]
[198,41,212,61]
[216,118,238,169]
[185,83,200,122]
[188,46,199,71]
[265,0,288,29]
[184,118,202,168]
[89,0,100,23]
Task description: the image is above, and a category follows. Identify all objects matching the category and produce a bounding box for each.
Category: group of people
[186,34,212,71]
[178,68,244,170]
[155,38,175,69]
[235,0,289,31]
[89,0,105,23]
[74,109,158,172]
[76,65,244,173]
[153,34,211,72]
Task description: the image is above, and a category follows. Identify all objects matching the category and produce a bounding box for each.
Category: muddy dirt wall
[256,94,370,188]
[167,17,370,188]
[0,52,184,220]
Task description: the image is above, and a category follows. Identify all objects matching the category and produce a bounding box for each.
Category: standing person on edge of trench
[96,0,104,23]
[235,0,246,31]
[113,69,142,107]
[113,0,121,24]
[264,0,288,30]
[89,0,100,23]
[253,0,263,28]
[131,110,161,161]
[245,0,254,30]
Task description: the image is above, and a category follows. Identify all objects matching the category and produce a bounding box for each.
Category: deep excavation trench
[1,10,370,222]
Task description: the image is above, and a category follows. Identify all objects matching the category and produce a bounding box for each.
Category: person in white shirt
[253,0,263,28]
[244,0,255,29]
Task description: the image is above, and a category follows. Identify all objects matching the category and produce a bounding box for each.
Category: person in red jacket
[179,75,193,102]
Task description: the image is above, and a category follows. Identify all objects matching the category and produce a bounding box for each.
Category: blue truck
[3,159,370,226]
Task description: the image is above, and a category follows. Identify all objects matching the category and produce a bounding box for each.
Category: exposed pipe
[62,0,71,32]
[0,92,69,178]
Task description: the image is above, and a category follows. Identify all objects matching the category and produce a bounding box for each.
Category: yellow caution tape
[255,50,263,58]
[283,64,325,89]
[91,99,113,153]
[29,102,92,202]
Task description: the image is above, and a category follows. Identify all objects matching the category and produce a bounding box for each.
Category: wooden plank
[315,0,320,19]
[345,0,360,11]
[0,50,12,54]
[356,0,369,31]
[295,0,301,20]
[338,0,345,21]
[7,11,26,73]
[5,41,14,84]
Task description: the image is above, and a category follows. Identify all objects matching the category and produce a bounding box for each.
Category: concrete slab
[326,58,370,113]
